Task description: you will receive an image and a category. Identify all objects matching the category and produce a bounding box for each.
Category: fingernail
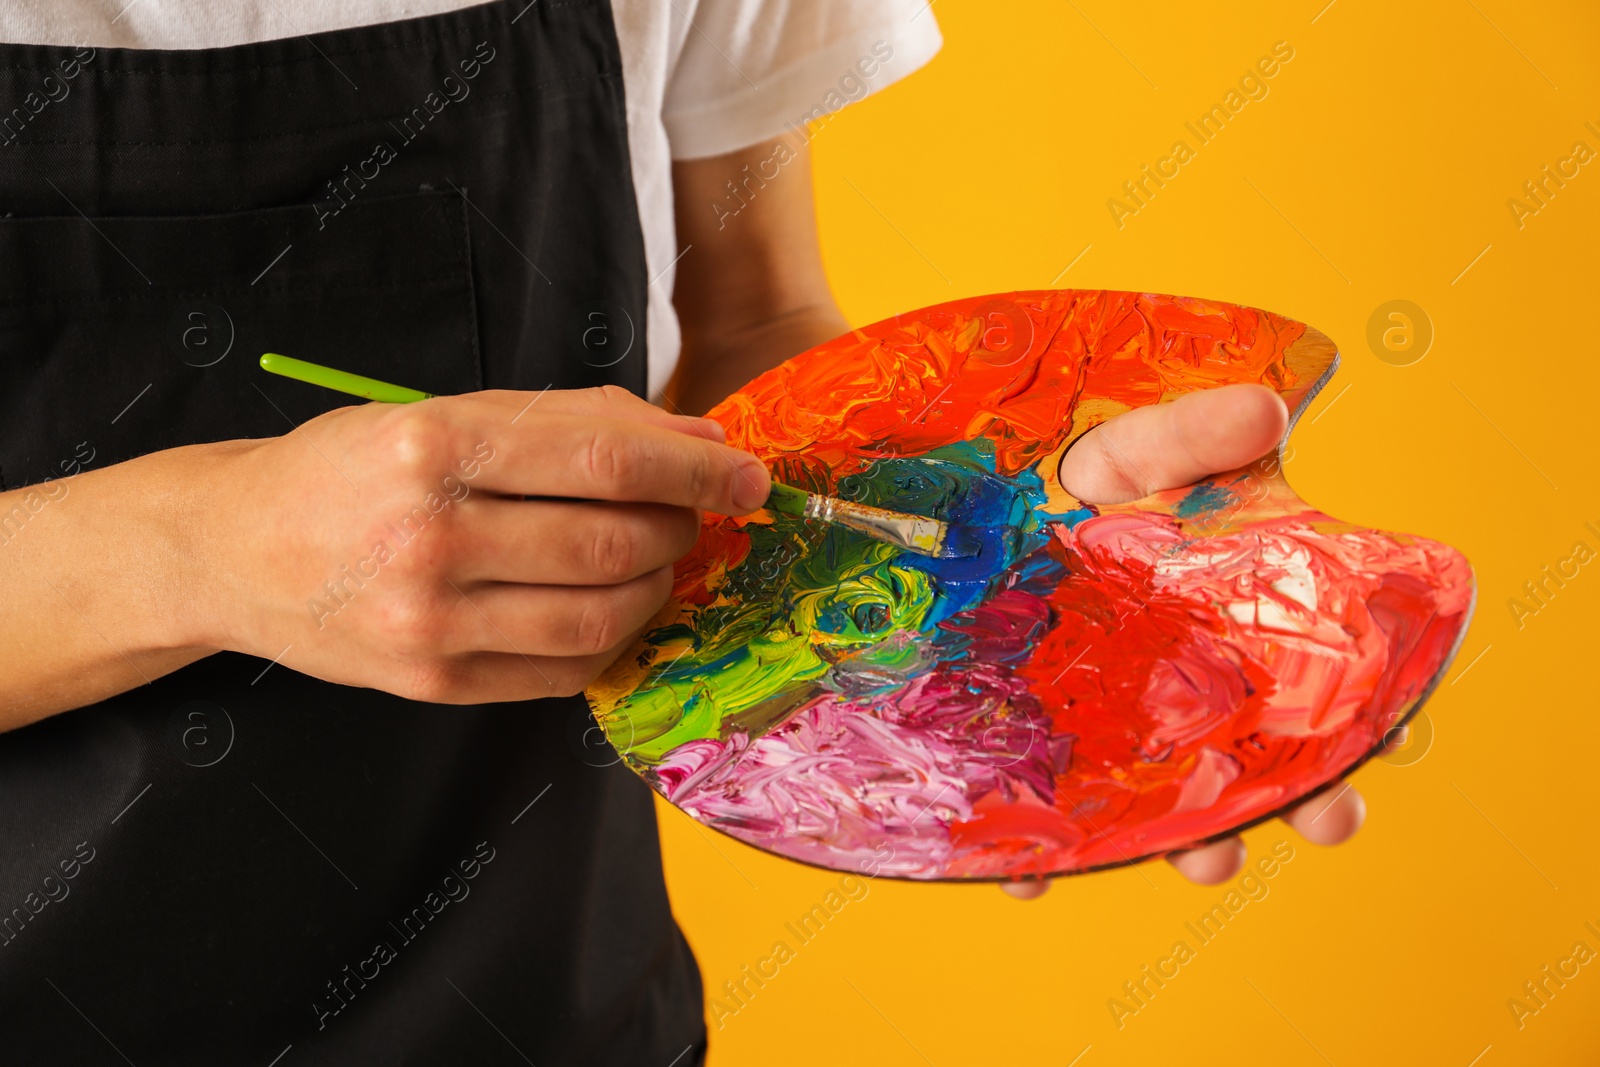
[695,417,727,441]
[732,458,771,512]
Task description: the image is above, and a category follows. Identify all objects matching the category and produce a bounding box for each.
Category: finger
[1000,880,1050,900]
[1059,384,1288,504]
[442,565,673,658]
[460,386,728,441]
[404,648,622,705]
[1282,783,1366,846]
[456,499,701,585]
[431,599,668,704]
[477,414,771,514]
[1165,836,1247,885]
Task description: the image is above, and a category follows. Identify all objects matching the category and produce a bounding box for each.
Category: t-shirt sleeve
[661,0,942,160]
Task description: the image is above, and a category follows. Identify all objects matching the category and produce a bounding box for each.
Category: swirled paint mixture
[588,290,1474,880]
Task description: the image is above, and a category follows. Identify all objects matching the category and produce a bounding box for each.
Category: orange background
[659,2,1600,1063]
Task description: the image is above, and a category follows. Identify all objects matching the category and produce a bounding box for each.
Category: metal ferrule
[808,495,946,557]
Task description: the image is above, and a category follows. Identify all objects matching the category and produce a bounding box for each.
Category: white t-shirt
[0,0,942,397]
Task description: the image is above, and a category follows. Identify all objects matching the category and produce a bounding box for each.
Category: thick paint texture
[588,290,1474,880]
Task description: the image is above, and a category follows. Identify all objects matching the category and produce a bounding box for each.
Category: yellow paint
[661,3,1599,1063]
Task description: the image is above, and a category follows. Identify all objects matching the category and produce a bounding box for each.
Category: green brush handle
[260,354,800,517]
[764,482,811,516]
[259,352,434,404]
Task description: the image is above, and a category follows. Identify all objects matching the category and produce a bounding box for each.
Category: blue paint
[1174,479,1240,520]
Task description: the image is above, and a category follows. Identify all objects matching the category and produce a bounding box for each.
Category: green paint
[606,521,940,763]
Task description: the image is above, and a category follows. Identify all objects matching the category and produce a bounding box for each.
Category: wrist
[131,438,258,655]
[671,304,850,415]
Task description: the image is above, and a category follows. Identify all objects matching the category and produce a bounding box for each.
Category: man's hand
[0,386,771,728]
[1000,383,1366,897]
[196,386,770,704]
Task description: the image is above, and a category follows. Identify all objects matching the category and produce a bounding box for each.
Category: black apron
[0,2,706,1063]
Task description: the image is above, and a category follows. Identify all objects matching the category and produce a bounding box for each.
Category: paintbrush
[259,353,976,559]
[764,482,981,559]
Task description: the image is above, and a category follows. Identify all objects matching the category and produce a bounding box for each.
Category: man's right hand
[0,386,771,728]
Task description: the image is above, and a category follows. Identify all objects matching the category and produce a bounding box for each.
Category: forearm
[668,134,849,417]
[0,443,222,731]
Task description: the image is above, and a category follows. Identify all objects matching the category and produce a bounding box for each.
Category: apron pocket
[0,190,480,489]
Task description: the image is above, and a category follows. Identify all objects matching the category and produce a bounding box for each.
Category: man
[0,0,1362,1061]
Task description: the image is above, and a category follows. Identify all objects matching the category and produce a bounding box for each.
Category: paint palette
[586,290,1474,881]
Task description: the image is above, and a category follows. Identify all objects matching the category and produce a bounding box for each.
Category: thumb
[1058,384,1288,504]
